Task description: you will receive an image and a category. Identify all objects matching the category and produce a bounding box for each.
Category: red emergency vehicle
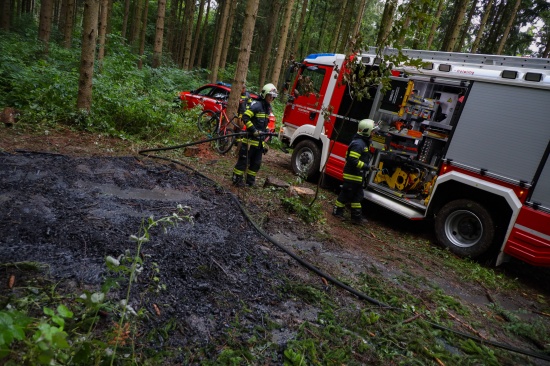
[280,48,550,267]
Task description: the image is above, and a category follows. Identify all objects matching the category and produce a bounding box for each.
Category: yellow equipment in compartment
[374,162,424,192]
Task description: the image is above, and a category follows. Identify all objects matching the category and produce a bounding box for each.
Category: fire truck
[280,48,550,267]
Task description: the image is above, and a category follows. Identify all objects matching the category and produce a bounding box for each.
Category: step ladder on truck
[280,47,550,267]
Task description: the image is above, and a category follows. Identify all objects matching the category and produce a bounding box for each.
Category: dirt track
[1,128,550,364]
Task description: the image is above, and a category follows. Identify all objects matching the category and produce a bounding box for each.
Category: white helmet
[260,83,278,99]
[358,119,376,137]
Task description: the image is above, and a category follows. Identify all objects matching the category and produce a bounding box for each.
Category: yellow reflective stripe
[241,138,260,146]
[357,161,364,169]
[349,151,361,158]
[351,203,361,208]
[233,168,244,175]
[343,173,362,182]
[335,200,345,208]
[248,170,257,176]
[244,110,254,118]
[246,121,254,128]
[256,113,268,118]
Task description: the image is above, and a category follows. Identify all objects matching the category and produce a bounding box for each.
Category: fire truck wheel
[291,140,321,181]
[434,199,495,258]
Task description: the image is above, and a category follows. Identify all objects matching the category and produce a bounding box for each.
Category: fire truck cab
[281,48,550,267]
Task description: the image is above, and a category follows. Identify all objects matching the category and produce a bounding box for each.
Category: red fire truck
[280,48,550,267]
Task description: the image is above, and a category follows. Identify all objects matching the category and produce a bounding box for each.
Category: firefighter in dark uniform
[332,119,376,224]
[232,83,277,187]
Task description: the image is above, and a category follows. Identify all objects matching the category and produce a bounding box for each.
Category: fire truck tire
[291,140,321,181]
[434,199,495,258]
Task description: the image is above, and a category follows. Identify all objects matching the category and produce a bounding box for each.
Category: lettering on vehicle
[456,69,475,75]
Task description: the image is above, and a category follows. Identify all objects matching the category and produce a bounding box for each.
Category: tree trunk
[152,0,166,68]
[38,0,54,53]
[258,0,281,88]
[329,0,347,51]
[483,0,506,53]
[441,0,468,52]
[351,0,368,45]
[376,0,397,47]
[496,0,522,55]
[426,0,444,50]
[62,0,75,47]
[338,0,355,53]
[226,0,260,121]
[210,0,231,83]
[137,0,148,69]
[195,0,211,68]
[0,0,11,30]
[219,0,237,69]
[130,0,143,45]
[121,0,131,40]
[182,0,195,70]
[77,0,99,112]
[190,0,205,69]
[270,0,295,88]
[97,0,109,62]
[290,0,308,59]
[470,0,493,53]
[455,0,477,52]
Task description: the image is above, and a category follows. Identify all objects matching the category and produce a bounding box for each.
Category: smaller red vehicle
[177,82,276,133]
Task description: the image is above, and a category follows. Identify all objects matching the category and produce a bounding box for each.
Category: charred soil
[1,125,550,365]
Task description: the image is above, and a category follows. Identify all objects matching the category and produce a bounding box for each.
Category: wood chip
[8,274,15,289]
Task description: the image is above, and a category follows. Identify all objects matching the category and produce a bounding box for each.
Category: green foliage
[280,195,323,224]
[0,207,193,365]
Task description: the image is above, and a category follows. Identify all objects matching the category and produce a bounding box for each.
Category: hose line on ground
[138,142,550,363]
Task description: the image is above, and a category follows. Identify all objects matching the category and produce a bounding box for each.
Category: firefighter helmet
[358,119,376,137]
[260,83,278,99]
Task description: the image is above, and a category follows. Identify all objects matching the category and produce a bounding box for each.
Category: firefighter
[238,84,252,122]
[332,119,376,224]
[232,83,277,187]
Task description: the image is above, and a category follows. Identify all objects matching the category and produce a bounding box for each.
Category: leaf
[52,315,65,329]
[56,305,73,319]
[43,307,54,317]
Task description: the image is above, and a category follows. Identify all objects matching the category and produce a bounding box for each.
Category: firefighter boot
[232,173,244,187]
[351,208,367,225]
[332,206,345,219]
[245,176,256,187]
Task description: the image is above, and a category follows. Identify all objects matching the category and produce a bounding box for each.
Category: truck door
[284,63,332,129]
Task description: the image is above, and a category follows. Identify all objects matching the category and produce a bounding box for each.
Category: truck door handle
[309,112,317,120]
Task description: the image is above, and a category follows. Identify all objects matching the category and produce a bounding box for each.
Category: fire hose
[138,137,550,363]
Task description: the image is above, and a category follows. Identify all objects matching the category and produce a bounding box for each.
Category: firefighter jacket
[238,91,252,117]
[241,98,272,147]
[343,133,371,184]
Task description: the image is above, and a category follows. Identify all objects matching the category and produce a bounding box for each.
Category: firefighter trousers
[232,141,263,186]
[334,181,364,220]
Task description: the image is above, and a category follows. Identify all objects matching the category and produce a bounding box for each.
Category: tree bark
[137,0,149,69]
[290,0,308,59]
[152,0,167,68]
[376,0,397,47]
[210,0,231,82]
[219,0,237,69]
[195,0,211,68]
[455,0,477,52]
[470,0,493,53]
[0,0,11,30]
[38,0,54,53]
[97,0,109,62]
[496,0,522,55]
[61,0,75,47]
[338,0,355,53]
[182,0,195,69]
[121,0,131,40]
[441,0,468,52]
[329,0,347,51]
[270,0,295,88]
[190,0,206,69]
[426,0,444,50]
[226,0,260,121]
[77,0,99,112]
[130,0,143,45]
[258,0,281,88]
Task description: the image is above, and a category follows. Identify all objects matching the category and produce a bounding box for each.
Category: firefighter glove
[252,130,260,138]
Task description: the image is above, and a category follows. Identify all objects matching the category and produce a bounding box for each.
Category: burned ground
[1,127,550,365]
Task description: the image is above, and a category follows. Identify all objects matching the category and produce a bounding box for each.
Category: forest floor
[1,124,550,365]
